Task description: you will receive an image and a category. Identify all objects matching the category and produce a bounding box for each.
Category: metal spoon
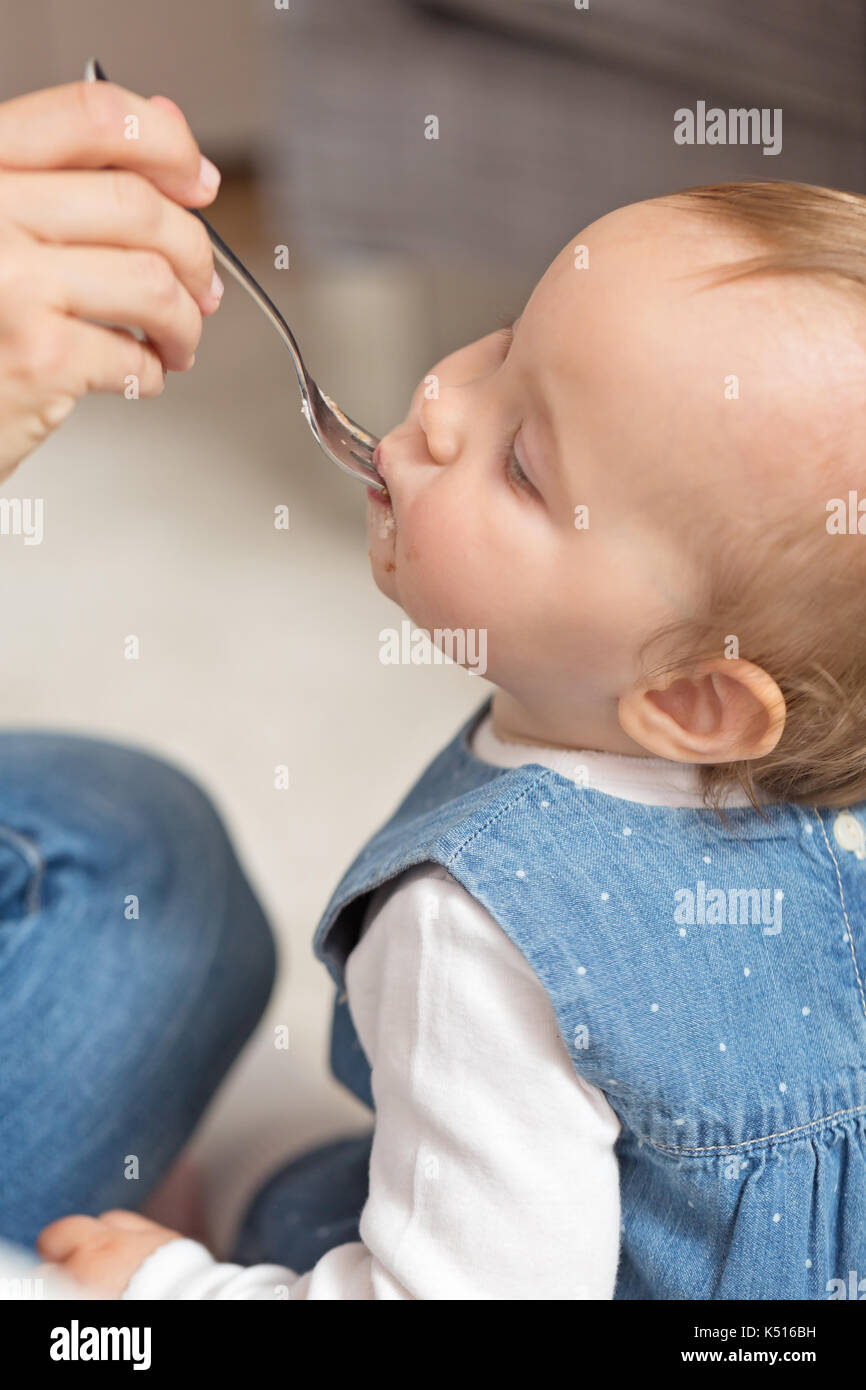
[84,56,387,492]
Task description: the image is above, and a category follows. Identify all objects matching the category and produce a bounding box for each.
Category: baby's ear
[618,658,786,764]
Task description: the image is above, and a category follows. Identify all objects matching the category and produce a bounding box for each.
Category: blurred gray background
[0,0,863,1256]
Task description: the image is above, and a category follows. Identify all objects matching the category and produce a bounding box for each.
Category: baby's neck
[490,687,655,759]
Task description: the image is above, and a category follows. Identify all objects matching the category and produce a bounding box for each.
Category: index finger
[0,80,220,207]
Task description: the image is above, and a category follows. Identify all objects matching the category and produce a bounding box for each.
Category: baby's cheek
[405,499,460,572]
[397,499,492,630]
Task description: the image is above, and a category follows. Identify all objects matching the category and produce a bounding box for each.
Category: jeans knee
[0,732,277,1012]
[96,742,278,1004]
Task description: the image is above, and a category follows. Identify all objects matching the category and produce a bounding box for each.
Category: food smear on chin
[377,509,396,541]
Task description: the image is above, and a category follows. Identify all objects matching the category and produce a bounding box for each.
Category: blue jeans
[0,731,277,1255]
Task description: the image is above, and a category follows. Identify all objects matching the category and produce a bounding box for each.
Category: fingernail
[209,270,224,302]
[199,155,221,193]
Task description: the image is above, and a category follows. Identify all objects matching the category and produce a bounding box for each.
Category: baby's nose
[417,392,462,465]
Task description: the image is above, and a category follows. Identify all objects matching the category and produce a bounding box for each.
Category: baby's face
[367,199,847,745]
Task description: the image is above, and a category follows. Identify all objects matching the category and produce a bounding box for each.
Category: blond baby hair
[643,181,866,810]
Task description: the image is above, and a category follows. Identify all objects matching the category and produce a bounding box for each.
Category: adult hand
[0,79,224,481]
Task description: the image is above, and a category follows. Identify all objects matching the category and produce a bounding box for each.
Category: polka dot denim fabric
[315,697,866,1300]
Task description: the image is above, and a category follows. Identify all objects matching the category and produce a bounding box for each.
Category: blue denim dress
[241,696,866,1298]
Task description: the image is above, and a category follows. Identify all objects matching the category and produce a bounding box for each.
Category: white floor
[0,179,528,1257]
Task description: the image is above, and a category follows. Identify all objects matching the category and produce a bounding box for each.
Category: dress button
[833,812,866,859]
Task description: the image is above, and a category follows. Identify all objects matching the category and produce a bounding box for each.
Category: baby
[40,180,866,1299]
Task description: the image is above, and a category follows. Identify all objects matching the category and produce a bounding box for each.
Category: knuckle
[14,322,67,384]
[110,170,160,233]
[135,250,176,303]
[74,78,124,140]
[0,244,35,307]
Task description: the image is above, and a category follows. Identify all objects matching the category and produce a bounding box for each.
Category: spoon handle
[84,56,312,402]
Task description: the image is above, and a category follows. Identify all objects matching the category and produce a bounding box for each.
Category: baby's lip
[371,443,393,502]
[372,442,387,482]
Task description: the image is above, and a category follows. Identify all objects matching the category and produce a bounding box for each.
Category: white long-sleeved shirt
[123,710,749,1300]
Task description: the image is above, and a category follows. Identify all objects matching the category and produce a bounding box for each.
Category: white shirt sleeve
[122,863,621,1300]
